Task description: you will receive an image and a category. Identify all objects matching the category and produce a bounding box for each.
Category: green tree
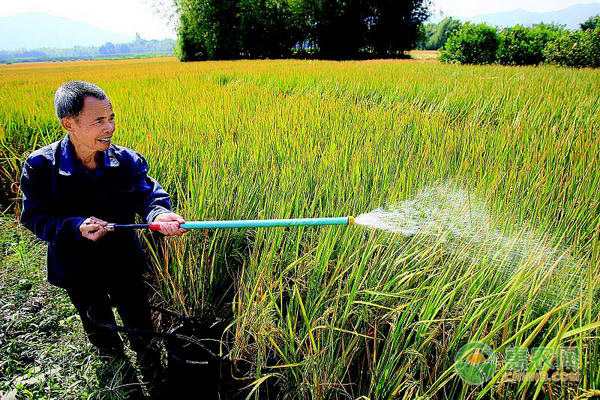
[302,0,430,58]
[416,22,435,49]
[238,0,302,58]
[176,0,241,61]
[532,22,567,33]
[299,0,367,59]
[580,15,600,30]
[497,25,560,65]
[440,23,499,65]
[175,0,430,61]
[420,17,462,50]
[543,27,600,68]
[365,0,430,57]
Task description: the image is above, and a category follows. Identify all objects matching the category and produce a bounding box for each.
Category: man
[19,81,187,397]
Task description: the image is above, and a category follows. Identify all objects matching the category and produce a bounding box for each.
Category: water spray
[103,184,586,313]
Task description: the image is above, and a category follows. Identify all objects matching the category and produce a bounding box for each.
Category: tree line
[175,0,430,61]
[99,34,175,55]
[434,15,600,68]
[0,35,175,64]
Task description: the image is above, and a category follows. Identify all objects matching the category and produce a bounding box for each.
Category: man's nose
[104,121,115,133]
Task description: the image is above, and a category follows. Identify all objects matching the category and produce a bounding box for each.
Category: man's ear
[61,116,75,132]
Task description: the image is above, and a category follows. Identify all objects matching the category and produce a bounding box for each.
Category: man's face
[63,96,115,152]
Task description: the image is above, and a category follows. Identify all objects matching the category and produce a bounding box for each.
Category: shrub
[440,23,499,65]
[543,27,600,68]
[497,25,560,65]
[580,15,600,31]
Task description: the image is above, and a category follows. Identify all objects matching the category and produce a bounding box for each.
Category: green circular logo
[455,342,497,385]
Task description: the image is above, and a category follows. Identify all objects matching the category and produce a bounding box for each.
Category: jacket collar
[58,134,120,176]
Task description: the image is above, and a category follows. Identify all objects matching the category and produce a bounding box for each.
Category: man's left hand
[153,212,188,236]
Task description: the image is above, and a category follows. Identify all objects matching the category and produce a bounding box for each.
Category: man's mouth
[98,137,112,143]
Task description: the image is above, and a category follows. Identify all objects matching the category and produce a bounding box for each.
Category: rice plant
[0,58,598,399]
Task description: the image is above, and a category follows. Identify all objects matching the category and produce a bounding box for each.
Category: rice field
[0,57,598,399]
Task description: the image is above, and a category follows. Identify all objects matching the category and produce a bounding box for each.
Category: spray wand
[105,216,355,231]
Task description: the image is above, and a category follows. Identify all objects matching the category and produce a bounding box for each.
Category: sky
[431,0,599,18]
[0,0,177,40]
[0,0,599,39]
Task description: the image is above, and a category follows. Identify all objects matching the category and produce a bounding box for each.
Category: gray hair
[54,81,109,120]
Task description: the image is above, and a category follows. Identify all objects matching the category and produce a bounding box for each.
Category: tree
[416,22,434,49]
[440,23,498,65]
[99,42,116,55]
[117,43,131,54]
[299,0,429,59]
[366,0,430,57]
[175,0,242,61]
[580,15,600,30]
[418,17,462,50]
[543,27,600,68]
[174,0,430,61]
[298,0,368,59]
[175,0,301,60]
[237,0,302,58]
[497,25,559,65]
[533,22,567,32]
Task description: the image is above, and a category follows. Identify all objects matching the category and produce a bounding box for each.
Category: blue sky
[0,0,598,40]
[432,0,598,17]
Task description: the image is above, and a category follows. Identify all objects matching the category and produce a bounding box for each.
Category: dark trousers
[64,276,161,368]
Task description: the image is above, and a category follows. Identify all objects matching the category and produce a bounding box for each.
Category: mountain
[0,12,134,51]
[463,3,600,29]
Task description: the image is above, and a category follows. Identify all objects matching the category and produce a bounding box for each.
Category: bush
[580,15,600,30]
[543,27,600,68]
[440,23,499,65]
[497,25,561,66]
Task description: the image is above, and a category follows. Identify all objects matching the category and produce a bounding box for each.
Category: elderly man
[20,81,186,397]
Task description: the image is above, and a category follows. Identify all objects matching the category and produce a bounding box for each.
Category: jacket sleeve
[20,160,86,244]
[132,154,172,223]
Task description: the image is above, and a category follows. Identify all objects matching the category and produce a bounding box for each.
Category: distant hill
[0,12,133,51]
[463,3,600,29]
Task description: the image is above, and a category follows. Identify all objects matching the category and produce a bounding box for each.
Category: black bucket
[165,319,245,399]
[87,306,246,399]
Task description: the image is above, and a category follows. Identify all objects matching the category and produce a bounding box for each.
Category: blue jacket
[20,134,172,288]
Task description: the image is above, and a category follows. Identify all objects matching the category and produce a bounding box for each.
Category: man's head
[54,81,115,152]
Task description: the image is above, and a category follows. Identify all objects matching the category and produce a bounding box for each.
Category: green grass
[0,58,598,399]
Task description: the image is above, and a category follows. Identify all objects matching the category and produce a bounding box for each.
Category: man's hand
[153,212,188,236]
[80,216,109,241]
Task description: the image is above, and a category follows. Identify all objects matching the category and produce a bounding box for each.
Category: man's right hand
[79,216,109,241]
